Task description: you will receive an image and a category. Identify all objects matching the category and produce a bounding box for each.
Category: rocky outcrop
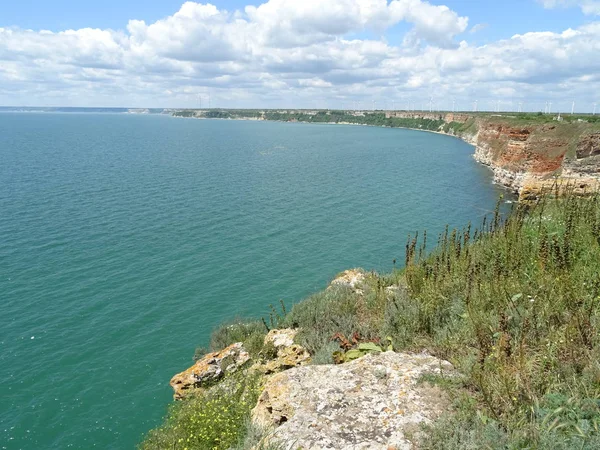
[519,177,600,202]
[565,132,600,177]
[264,328,297,349]
[262,344,311,374]
[329,268,366,293]
[575,132,600,159]
[170,342,250,400]
[385,111,471,124]
[252,351,454,450]
[170,330,311,400]
[260,329,311,374]
[383,113,600,196]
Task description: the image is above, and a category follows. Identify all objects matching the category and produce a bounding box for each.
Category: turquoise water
[0,113,508,449]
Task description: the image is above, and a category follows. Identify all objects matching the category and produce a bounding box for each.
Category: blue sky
[0,0,599,109]
[0,0,587,39]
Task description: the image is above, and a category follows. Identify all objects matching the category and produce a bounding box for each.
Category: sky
[0,0,599,111]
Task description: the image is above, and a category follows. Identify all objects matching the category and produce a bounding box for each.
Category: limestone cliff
[467,120,600,196]
[381,111,600,196]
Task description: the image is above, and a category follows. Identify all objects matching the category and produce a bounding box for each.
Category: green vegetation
[171,109,447,131]
[263,110,446,130]
[171,108,600,135]
[140,372,264,450]
[403,193,600,448]
[207,320,267,359]
[141,191,600,449]
[501,112,600,124]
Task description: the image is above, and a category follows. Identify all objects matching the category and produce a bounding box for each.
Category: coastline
[168,110,600,199]
[140,111,600,449]
[170,112,513,191]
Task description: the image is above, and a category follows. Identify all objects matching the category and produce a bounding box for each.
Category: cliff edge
[469,119,600,197]
[387,111,600,196]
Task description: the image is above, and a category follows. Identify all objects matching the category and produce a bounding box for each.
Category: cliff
[390,111,600,196]
[466,118,600,197]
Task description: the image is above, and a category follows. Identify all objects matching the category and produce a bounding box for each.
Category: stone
[263,344,311,374]
[257,329,311,375]
[170,342,250,400]
[519,175,600,202]
[264,328,297,349]
[330,269,366,293]
[252,351,454,450]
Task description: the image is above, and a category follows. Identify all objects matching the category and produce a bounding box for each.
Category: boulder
[170,342,249,400]
[258,329,311,374]
[252,351,454,449]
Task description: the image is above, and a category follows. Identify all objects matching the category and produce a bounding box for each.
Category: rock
[471,122,600,197]
[258,329,311,375]
[575,132,600,159]
[264,328,297,349]
[519,176,600,202]
[170,342,250,400]
[263,344,311,374]
[252,351,454,450]
[330,269,366,293]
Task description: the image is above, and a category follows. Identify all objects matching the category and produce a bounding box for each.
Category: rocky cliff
[389,112,600,196]
[165,274,456,449]
[466,119,600,197]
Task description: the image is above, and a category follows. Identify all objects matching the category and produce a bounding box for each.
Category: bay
[0,113,508,449]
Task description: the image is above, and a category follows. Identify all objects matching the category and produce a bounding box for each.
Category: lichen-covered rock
[252,351,454,450]
[255,329,310,375]
[263,344,311,374]
[264,328,297,349]
[330,269,366,293]
[170,342,249,400]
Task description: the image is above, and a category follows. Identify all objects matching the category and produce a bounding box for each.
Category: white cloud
[0,1,598,110]
[537,0,600,15]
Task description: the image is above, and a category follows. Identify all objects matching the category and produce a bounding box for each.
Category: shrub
[209,320,267,358]
[401,192,600,446]
[280,285,385,356]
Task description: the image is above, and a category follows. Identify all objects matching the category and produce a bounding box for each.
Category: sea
[0,111,509,449]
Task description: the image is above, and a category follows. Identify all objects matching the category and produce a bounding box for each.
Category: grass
[141,191,600,449]
[399,192,600,447]
[207,319,267,359]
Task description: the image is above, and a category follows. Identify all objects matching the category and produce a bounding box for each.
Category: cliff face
[386,111,472,123]
[468,121,600,195]
[387,112,600,195]
[382,112,600,195]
